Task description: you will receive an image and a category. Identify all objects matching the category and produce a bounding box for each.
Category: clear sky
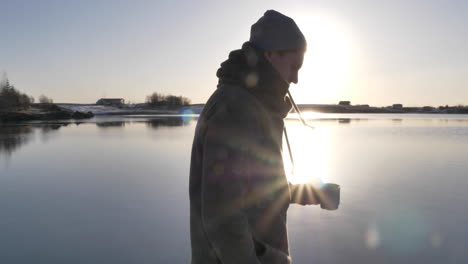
[1,0,467,106]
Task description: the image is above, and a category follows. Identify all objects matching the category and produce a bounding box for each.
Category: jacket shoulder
[202,85,264,123]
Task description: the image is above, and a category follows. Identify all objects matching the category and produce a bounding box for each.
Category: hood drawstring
[284,91,314,176]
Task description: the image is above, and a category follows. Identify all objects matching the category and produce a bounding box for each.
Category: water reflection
[145,117,191,129]
[96,121,126,129]
[39,124,65,143]
[1,114,468,263]
[0,124,70,157]
[338,118,351,124]
[288,114,468,126]
[0,116,197,157]
[0,126,34,156]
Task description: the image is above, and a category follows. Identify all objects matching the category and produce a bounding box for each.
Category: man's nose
[291,72,298,84]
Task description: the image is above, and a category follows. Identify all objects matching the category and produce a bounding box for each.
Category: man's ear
[264,51,274,62]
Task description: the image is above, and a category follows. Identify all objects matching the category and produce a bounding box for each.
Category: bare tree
[146,91,191,107]
[39,94,53,104]
[146,92,164,106]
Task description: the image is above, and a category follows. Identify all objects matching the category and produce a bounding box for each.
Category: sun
[291,14,354,104]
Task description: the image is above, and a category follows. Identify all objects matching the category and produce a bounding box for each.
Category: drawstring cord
[284,90,314,176]
[283,125,295,175]
[287,90,314,129]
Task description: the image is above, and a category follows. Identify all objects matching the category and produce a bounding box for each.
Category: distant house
[339,101,351,106]
[392,104,403,109]
[96,98,125,106]
[422,106,435,112]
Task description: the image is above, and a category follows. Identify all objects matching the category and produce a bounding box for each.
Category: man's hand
[289,181,321,205]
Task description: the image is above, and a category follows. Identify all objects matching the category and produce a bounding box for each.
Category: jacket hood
[216,42,292,118]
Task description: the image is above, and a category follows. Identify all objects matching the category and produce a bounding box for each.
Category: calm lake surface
[1,114,467,264]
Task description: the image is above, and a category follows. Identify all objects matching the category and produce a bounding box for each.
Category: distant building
[404,107,420,112]
[96,98,125,106]
[339,101,351,106]
[392,104,403,109]
[422,106,435,112]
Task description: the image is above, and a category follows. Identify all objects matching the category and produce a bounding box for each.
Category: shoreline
[0,104,94,123]
[2,103,468,123]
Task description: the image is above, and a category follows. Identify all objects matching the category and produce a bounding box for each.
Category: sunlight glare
[292,14,354,104]
[284,121,331,184]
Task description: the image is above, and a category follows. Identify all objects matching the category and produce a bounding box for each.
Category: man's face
[264,50,305,84]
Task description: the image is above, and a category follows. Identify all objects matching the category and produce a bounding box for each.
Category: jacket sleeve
[289,182,320,205]
[200,105,262,264]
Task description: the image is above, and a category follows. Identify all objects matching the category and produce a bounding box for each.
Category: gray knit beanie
[250,10,307,52]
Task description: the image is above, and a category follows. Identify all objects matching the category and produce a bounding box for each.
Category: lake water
[1,114,467,264]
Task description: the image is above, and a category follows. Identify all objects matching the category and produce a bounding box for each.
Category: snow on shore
[58,104,125,114]
[57,104,204,115]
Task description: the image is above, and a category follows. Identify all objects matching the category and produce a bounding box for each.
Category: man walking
[189,10,316,264]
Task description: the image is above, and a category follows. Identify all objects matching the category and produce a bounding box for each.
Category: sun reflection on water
[283,119,332,184]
